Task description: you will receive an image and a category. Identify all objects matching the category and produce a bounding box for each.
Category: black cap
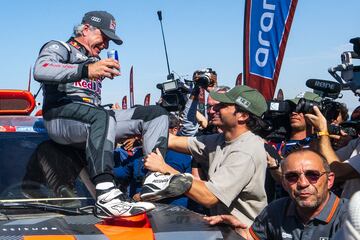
[82,11,123,45]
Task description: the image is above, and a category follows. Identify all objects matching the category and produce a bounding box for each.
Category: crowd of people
[30,10,360,239]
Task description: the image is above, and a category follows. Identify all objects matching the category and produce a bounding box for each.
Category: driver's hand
[112,102,121,110]
[88,59,120,80]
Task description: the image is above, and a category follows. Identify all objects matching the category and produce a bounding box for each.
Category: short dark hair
[234,105,259,132]
[338,103,349,122]
[168,113,180,129]
[281,148,331,173]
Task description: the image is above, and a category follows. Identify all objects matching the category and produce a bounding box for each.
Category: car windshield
[0,116,94,209]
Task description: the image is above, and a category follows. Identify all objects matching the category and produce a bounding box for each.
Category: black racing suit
[34,38,168,180]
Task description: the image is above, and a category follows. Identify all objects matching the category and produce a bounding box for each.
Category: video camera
[294,79,343,122]
[328,37,360,97]
[262,79,344,141]
[156,74,192,112]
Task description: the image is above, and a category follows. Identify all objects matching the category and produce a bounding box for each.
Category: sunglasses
[283,170,328,184]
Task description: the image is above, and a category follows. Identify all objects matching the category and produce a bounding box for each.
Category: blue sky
[1,0,360,112]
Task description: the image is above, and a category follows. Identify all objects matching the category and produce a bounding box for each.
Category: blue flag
[244,0,298,100]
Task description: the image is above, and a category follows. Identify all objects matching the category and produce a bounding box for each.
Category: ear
[327,172,335,189]
[237,111,249,123]
[81,24,91,36]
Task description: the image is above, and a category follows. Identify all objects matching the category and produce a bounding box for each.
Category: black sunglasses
[283,170,328,184]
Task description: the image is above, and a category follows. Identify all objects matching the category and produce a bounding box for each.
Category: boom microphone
[306,79,342,94]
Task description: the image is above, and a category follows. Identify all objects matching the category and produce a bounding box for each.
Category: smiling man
[33,11,171,218]
[141,85,268,227]
[249,148,348,239]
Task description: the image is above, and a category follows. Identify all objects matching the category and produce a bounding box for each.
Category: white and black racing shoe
[94,183,155,219]
[140,172,193,202]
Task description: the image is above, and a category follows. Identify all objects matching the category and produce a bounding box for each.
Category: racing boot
[94,182,155,219]
[140,172,193,202]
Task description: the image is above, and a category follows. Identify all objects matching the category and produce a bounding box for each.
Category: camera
[260,100,294,142]
[193,68,217,89]
[294,79,345,123]
[328,37,360,97]
[328,124,357,138]
[156,76,191,112]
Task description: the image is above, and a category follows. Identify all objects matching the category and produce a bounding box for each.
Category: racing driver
[33,11,169,218]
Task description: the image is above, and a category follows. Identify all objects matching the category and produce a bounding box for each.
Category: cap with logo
[82,11,123,45]
[288,91,321,105]
[209,85,267,117]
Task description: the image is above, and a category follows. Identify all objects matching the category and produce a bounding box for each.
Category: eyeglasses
[283,170,328,184]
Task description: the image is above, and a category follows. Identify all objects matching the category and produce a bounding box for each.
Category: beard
[295,196,321,209]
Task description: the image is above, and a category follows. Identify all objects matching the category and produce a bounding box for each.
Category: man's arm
[34,41,119,83]
[305,106,360,181]
[34,41,88,83]
[185,179,219,208]
[168,134,191,154]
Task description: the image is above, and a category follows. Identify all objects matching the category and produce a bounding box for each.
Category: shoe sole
[94,203,151,219]
[140,175,192,202]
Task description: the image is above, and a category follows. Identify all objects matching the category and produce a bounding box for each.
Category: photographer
[305,105,360,199]
[178,68,218,136]
[266,92,322,200]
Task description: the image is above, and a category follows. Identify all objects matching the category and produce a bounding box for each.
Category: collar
[67,37,89,55]
[224,130,252,144]
[286,192,340,224]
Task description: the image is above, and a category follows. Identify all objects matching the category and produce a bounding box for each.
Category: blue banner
[244,0,298,100]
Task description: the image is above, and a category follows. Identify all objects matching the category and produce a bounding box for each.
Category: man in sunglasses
[206,148,348,239]
[141,85,269,228]
[248,148,347,239]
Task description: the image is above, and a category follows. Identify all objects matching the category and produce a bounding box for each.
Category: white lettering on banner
[255,0,276,68]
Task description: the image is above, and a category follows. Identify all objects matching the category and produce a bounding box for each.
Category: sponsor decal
[153,179,169,183]
[235,96,251,108]
[91,16,101,22]
[73,79,102,95]
[1,226,58,232]
[295,92,305,98]
[48,44,59,50]
[42,63,77,69]
[69,40,80,49]
[0,126,16,132]
[76,53,88,61]
[281,232,293,239]
[110,19,116,30]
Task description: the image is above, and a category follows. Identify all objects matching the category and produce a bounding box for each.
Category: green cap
[209,85,267,117]
[288,91,321,105]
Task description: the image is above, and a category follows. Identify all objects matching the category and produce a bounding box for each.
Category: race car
[0,89,241,239]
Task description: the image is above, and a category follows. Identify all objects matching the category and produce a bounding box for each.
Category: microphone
[306,79,342,94]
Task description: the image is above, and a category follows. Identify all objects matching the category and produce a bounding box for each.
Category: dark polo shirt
[249,192,348,240]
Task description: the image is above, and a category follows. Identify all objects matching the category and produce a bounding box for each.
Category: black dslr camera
[193,68,217,89]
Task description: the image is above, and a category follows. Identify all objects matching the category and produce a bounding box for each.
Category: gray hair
[73,23,97,37]
[281,148,331,173]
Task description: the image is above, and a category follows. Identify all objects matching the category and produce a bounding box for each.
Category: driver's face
[83,25,109,57]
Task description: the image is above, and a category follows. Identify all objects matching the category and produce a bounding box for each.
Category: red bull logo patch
[73,79,102,95]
